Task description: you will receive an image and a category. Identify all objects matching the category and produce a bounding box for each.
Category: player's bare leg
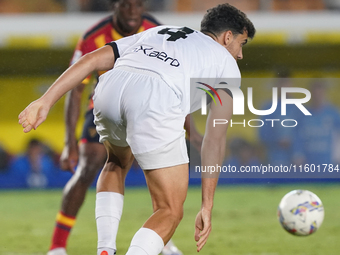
[48,142,106,255]
[96,141,134,255]
[144,164,188,242]
[125,164,188,255]
[62,142,106,215]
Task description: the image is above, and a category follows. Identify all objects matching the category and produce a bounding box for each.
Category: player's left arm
[195,89,233,252]
[18,45,115,133]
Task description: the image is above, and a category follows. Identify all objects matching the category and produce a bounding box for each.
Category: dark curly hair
[201,3,256,39]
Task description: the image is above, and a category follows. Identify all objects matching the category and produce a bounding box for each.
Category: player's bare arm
[195,89,233,252]
[19,45,115,133]
[59,83,86,173]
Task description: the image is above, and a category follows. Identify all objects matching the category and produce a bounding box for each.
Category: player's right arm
[194,89,233,252]
[18,45,116,133]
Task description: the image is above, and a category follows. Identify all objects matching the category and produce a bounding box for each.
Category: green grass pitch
[1,184,340,255]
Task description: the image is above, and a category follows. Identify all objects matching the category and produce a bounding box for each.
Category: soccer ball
[277,190,324,236]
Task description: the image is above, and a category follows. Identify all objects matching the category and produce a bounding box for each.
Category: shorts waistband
[115,65,163,80]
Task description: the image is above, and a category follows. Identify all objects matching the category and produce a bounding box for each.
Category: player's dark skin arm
[60,83,85,172]
[19,45,115,133]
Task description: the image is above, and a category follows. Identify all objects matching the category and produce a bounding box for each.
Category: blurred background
[1,0,340,188]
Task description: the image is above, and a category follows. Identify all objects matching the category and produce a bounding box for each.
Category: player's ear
[223,31,234,47]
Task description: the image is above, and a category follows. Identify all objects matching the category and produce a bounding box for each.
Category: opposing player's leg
[96,141,134,255]
[62,142,106,214]
[48,142,106,255]
[48,111,107,255]
[125,163,188,255]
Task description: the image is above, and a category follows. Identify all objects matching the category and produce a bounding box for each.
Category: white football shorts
[93,66,189,170]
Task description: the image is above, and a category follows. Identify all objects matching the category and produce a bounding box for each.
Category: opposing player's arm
[195,89,233,252]
[59,82,85,172]
[18,45,116,133]
[59,40,89,171]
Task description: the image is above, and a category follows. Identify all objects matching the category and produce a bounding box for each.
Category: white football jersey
[113,25,241,114]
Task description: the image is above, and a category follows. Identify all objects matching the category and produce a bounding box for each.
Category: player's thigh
[103,140,134,168]
[96,142,134,193]
[144,163,189,211]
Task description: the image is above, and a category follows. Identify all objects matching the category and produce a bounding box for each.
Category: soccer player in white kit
[19,4,255,255]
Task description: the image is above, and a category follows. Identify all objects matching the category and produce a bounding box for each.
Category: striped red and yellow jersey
[70,13,161,110]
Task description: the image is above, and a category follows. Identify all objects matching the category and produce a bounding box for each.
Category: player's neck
[202,31,228,48]
[202,31,218,41]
